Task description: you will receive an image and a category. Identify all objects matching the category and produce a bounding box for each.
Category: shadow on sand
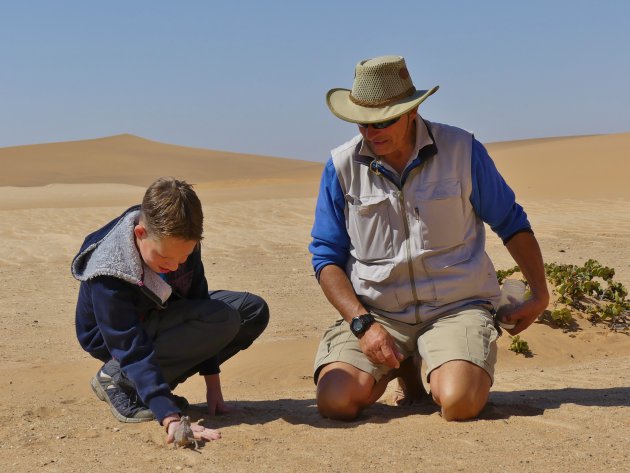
[184,386,630,428]
[482,385,630,419]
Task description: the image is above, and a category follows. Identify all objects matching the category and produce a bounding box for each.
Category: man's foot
[90,360,155,423]
[389,354,428,406]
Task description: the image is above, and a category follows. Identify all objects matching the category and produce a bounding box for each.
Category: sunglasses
[357,116,401,130]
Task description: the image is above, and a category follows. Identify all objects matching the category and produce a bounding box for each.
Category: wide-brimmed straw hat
[326,55,439,124]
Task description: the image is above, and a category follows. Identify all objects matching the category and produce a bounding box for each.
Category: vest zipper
[396,190,421,322]
[371,160,428,323]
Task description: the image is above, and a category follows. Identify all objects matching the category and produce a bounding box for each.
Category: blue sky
[2,1,629,162]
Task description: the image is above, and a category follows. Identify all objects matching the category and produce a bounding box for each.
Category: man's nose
[365,125,381,139]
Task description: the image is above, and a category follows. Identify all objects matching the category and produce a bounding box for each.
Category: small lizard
[172,416,199,449]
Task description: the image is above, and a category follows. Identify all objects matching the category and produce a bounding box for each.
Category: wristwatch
[350,313,375,337]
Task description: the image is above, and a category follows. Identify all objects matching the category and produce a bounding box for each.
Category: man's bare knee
[429,360,491,421]
[438,387,488,421]
[316,364,374,421]
[317,393,361,421]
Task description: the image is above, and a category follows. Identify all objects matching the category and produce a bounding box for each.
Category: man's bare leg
[316,361,391,420]
[429,360,491,421]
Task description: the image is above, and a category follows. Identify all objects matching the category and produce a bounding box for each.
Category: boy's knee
[247,294,270,321]
[198,303,241,339]
[241,293,270,336]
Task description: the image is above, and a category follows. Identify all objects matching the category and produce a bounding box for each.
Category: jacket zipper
[138,281,167,309]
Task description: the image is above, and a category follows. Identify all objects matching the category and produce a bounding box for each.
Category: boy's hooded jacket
[71,205,210,421]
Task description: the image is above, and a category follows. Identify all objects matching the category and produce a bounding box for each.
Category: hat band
[349,86,416,108]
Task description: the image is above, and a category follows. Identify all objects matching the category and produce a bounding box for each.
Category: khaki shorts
[314,305,499,385]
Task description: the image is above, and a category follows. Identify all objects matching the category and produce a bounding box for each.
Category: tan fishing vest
[331,119,501,324]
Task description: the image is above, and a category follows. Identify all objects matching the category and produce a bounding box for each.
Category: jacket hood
[71,209,172,304]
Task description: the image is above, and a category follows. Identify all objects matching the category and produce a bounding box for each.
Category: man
[309,55,548,421]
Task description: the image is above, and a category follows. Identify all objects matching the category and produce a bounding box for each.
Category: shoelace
[107,385,146,414]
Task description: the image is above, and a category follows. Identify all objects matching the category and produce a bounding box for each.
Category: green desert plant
[509,335,530,355]
[550,308,574,327]
[496,266,520,285]
[500,259,629,333]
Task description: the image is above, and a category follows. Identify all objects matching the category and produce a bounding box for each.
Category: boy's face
[134,224,198,274]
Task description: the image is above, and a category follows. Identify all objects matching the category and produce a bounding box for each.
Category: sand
[0,133,628,472]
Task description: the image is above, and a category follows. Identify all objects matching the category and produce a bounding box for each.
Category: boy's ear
[134,224,148,240]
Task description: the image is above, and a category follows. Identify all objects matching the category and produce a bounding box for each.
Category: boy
[71,177,269,443]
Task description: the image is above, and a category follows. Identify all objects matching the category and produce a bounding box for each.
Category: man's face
[358,110,416,160]
[134,224,198,274]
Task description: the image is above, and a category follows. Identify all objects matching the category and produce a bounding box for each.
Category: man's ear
[134,224,148,240]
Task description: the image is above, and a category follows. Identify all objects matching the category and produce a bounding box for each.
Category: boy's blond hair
[140,177,203,241]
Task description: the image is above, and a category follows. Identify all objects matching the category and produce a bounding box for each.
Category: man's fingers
[395,349,405,362]
[380,344,400,369]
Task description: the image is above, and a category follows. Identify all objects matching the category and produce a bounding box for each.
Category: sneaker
[90,360,155,423]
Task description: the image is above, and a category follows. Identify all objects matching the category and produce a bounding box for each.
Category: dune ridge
[0,133,323,187]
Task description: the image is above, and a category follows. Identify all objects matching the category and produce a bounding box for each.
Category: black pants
[142,290,269,388]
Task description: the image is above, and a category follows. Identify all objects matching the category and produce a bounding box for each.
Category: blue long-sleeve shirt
[309,138,531,277]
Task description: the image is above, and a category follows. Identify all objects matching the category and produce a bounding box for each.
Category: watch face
[350,318,363,333]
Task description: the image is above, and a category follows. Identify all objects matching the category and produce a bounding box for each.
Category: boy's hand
[165,416,221,443]
[206,392,235,416]
[204,373,237,416]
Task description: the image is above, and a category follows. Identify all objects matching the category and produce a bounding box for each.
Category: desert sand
[0,132,628,472]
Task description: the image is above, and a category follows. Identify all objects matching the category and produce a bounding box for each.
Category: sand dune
[0,133,323,187]
[486,132,630,200]
[0,132,629,472]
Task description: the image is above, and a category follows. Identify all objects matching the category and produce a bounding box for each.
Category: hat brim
[326,85,439,124]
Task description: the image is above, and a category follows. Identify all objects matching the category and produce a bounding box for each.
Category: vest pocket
[424,242,472,269]
[414,179,465,250]
[352,261,400,311]
[346,193,394,261]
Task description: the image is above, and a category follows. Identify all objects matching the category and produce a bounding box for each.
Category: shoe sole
[90,376,155,423]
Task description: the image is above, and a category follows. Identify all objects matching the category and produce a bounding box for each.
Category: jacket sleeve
[469,138,532,243]
[309,159,351,279]
[89,276,179,422]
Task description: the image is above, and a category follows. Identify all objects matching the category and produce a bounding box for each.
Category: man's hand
[358,322,404,369]
[504,231,550,335]
[500,292,549,335]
